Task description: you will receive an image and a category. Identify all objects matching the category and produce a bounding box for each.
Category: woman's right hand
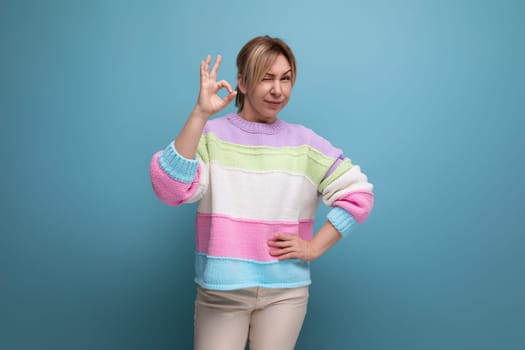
[194,54,237,119]
[174,55,236,159]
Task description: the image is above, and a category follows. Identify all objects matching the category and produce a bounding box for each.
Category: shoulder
[203,114,232,134]
[282,120,342,158]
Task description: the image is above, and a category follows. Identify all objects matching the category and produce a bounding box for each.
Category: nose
[270,79,282,96]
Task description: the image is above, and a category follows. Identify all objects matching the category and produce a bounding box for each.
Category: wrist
[190,105,213,122]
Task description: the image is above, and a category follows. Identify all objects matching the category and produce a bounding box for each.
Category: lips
[265,100,283,106]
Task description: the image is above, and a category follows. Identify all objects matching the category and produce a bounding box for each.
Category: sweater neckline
[226,113,284,135]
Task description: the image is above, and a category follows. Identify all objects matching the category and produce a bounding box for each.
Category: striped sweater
[150,113,374,290]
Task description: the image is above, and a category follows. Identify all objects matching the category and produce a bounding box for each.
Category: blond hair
[235,36,297,111]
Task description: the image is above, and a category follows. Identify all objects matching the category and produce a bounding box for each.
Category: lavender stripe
[204,114,343,159]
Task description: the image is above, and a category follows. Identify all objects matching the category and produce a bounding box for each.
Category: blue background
[1,0,524,349]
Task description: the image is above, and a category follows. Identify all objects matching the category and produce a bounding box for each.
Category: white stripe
[197,162,320,221]
[186,162,209,203]
[322,165,374,206]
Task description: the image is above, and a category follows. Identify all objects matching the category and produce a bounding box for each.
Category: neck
[238,110,277,124]
[227,113,284,135]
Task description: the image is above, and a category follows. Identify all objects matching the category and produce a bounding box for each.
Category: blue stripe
[158,143,199,183]
[327,206,358,237]
[194,253,311,290]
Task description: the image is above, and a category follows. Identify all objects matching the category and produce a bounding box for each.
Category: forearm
[174,107,211,159]
[311,221,342,259]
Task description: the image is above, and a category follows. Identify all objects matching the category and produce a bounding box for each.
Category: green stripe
[318,159,353,192]
[198,132,336,185]
[197,138,210,163]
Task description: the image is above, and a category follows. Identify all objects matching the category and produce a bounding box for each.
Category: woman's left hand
[268,233,318,262]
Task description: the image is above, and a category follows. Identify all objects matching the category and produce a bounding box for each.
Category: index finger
[273,233,296,240]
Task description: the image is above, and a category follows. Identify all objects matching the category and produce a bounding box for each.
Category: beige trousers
[194,285,309,350]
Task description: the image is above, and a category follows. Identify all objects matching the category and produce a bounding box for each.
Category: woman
[150,35,374,350]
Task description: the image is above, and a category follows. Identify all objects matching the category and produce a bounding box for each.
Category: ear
[237,74,247,94]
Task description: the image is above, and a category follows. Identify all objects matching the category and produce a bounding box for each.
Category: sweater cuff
[158,142,199,183]
[327,207,358,238]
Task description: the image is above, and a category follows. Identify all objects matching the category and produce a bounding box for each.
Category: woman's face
[239,54,292,124]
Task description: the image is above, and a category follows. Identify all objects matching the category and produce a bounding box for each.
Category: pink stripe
[149,152,201,206]
[333,190,374,223]
[196,213,314,262]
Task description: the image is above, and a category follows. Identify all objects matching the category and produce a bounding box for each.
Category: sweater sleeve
[149,141,209,206]
[319,155,374,237]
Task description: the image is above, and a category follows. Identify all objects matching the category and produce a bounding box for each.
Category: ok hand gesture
[195,54,237,118]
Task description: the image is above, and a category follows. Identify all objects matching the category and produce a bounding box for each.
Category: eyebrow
[264,69,292,77]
